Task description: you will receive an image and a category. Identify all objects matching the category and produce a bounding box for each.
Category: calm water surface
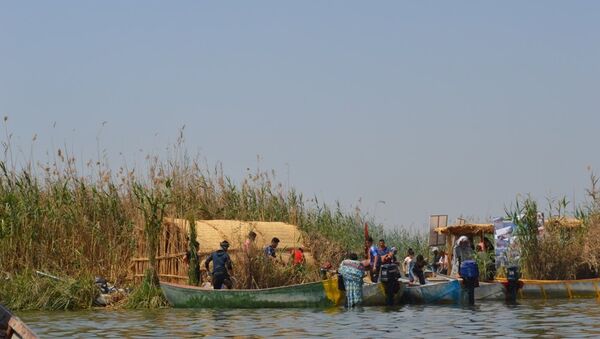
[20,299,600,338]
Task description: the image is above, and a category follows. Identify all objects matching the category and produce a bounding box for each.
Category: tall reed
[0,124,427,308]
[507,174,600,280]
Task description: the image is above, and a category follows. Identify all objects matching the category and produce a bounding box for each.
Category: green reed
[0,124,427,309]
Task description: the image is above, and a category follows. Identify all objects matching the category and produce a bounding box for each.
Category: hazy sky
[1,1,599,230]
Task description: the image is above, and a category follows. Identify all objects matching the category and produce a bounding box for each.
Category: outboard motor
[459,260,480,305]
[95,276,110,294]
[380,263,400,305]
[503,265,522,303]
[336,272,346,291]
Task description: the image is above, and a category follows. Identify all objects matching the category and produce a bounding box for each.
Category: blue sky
[1,1,599,230]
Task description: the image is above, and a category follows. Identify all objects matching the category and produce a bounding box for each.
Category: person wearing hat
[205,240,233,289]
[451,236,474,276]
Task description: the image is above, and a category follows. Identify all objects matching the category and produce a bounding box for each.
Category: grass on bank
[0,270,97,311]
[0,125,427,310]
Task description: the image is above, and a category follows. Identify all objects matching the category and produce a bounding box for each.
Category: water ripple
[19,299,600,338]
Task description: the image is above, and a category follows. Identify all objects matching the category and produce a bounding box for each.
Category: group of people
[337,237,435,307]
[202,230,496,307]
[204,232,306,290]
[363,237,431,286]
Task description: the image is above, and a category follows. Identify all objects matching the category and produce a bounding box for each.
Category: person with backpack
[204,240,233,289]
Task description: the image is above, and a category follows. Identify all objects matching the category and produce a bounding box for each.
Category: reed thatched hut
[434,223,494,275]
[131,219,310,284]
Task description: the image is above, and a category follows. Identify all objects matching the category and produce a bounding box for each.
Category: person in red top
[291,247,305,266]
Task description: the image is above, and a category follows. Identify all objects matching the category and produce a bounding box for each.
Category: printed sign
[493,217,519,269]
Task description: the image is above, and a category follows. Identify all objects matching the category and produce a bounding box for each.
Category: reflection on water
[20,299,600,338]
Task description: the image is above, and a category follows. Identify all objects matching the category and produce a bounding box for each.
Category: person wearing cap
[205,240,233,289]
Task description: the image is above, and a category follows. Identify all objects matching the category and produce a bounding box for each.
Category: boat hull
[517,278,600,299]
[402,277,600,304]
[402,279,462,304]
[161,278,405,308]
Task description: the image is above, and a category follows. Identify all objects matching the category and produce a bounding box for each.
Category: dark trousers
[213,273,232,289]
[371,266,380,283]
[383,278,399,305]
[414,269,426,285]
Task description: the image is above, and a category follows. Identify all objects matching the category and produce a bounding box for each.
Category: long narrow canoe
[161,278,404,308]
[473,281,506,300]
[401,279,462,304]
[513,278,600,299]
[401,276,505,304]
[0,304,38,339]
[402,276,600,304]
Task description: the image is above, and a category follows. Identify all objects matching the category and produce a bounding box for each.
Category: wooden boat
[401,275,506,304]
[0,304,38,339]
[501,278,600,300]
[160,277,404,308]
[403,276,600,304]
[401,277,462,304]
[472,281,506,300]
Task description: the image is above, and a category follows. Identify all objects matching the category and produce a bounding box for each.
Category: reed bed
[508,173,600,280]
[0,125,426,310]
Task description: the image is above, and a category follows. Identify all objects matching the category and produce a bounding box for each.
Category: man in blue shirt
[264,237,280,259]
[205,240,233,289]
[372,239,390,282]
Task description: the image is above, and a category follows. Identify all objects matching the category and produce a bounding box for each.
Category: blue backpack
[459,260,479,279]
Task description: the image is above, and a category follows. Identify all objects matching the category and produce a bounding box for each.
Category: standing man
[365,237,378,282]
[338,252,365,307]
[431,248,441,273]
[372,239,390,282]
[243,231,257,289]
[205,240,233,289]
[243,231,257,256]
[451,236,474,276]
[264,237,280,259]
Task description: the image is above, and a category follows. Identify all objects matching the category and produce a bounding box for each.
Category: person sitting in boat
[372,239,390,282]
[451,236,474,276]
[204,240,233,289]
[403,248,415,281]
[411,254,428,285]
[264,237,280,259]
[338,252,365,307]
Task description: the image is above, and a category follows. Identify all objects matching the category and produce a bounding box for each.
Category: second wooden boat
[0,304,38,339]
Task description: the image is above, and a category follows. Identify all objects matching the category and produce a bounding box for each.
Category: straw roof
[434,223,494,235]
[544,217,583,229]
[166,218,305,252]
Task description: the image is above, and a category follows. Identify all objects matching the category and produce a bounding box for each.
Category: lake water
[20,299,600,338]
